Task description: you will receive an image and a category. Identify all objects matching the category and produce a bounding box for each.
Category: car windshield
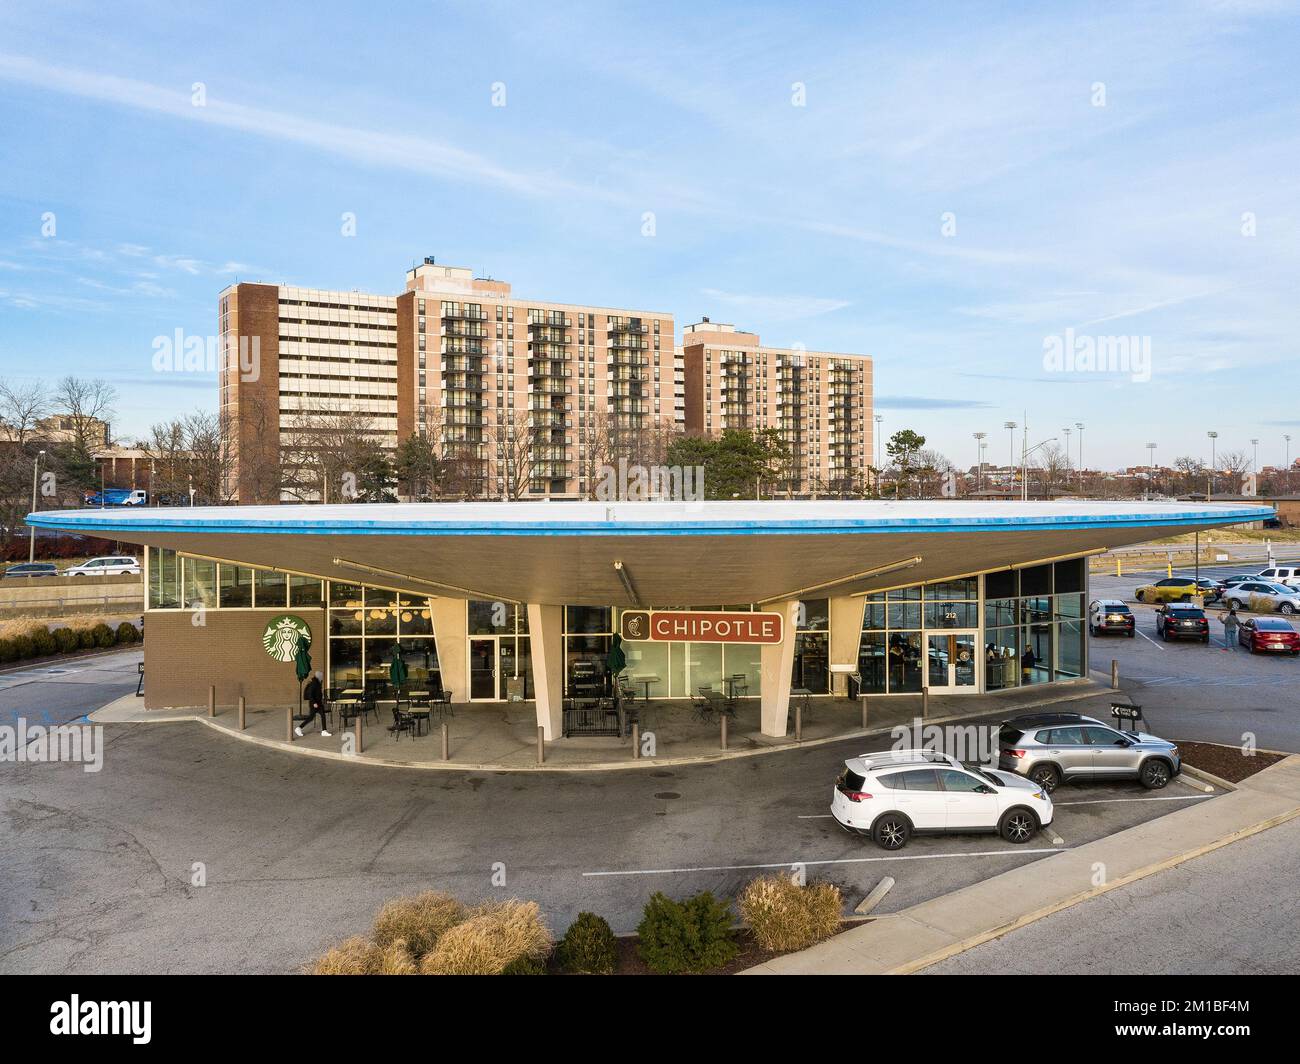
[1171,608,1205,619]
[973,768,1003,786]
[1257,619,1292,631]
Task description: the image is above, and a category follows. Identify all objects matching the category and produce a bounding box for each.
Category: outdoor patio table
[634,676,659,702]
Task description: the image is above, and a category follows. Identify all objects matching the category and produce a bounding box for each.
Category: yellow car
[1134,578,1199,604]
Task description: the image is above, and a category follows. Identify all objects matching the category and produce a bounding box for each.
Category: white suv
[831,749,1053,850]
[65,556,141,578]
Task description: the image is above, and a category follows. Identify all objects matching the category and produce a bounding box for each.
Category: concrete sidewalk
[90,680,1113,772]
[742,754,1300,974]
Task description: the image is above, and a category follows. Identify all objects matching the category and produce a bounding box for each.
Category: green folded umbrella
[294,632,312,714]
[606,634,627,678]
[389,643,409,690]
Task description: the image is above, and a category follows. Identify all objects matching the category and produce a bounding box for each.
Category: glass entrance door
[926,631,979,690]
[469,638,497,700]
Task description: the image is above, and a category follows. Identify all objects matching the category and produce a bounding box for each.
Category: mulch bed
[553,921,862,975]
[1178,740,1285,783]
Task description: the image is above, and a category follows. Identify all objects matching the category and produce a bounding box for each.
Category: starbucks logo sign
[262,614,311,662]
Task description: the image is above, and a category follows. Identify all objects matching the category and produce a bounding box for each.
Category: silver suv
[998,712,1180,792]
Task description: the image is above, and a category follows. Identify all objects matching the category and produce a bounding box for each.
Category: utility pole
[1146,442,1157,501]
[973,432,986,492]
[1004,421,1017,495]
[1075,422,1084,489]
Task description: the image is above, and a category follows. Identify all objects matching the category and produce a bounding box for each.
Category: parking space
[1088,562,1300,752]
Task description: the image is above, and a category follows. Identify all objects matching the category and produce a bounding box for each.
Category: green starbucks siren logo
[262,614,311,662]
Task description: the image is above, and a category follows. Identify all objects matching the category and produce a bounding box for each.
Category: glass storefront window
[1020,564,1052,596]
[624,640,670,698]
[330,581,364,608]
[148,547,181,609]
[690,642,724,694]
[469,599,514,634]
[183,557,216,609]
[724,643,761,697]
[887,599,922,630]
[887,632,924,692]
[1057,620,1084,679]
[329,639,363,691]
[290,575,323,608]
[925,601,978,628]
[858,631,887,693]
[926,578,976,600]
[398,596,433,635]
[565,606,611,634]
[985,628,1019,690]
[366,604,398,636]
[792,632,828,693]
[218,564,253,608]
[863,596,886,630]
[797,598,829,631]
[1054,558,1084,594]
[254,569,287,608]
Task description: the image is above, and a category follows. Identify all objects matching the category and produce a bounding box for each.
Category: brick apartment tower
[221,260,677,503]
[679,319,873,495]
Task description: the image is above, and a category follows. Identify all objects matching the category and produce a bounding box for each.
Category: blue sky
[1,0,1298,471]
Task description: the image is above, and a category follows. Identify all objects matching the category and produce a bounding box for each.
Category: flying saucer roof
[28,499,1271,606]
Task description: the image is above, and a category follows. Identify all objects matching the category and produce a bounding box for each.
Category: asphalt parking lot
[1088,562,1300,752]
[0,707,1219,974]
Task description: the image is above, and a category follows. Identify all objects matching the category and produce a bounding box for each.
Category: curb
[106,681,1113,774]
[890,804,1300,975]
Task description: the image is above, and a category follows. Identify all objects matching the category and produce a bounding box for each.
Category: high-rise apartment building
[679,319,873,494]
[220,259,676,503]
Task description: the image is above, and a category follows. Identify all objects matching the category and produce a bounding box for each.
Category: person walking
[1221,604,1241,650]
[295,671,331,737]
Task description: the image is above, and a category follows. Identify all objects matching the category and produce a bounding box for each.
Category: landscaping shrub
[305,935,418,975]
[556,911,618,974]
[115,622,139,645]
[77,628,97,650]
[420,900,552,975]
[11,635,34,659]
[738,875,843,953]
[91,623,115,649]
[636,891,738,974]
[501,955,548,975]
[372,890,464,960]
[54,627,80,654]
[28,626,56,657]
[0,638,15,663]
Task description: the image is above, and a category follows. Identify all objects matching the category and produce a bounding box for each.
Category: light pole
[1250,438,1259,477]
[874,414,883,494]
[1075,422,1084,487]
[1004,421,1017,493]
[28,449,46,564]
[973,432,986,492]
[1146,442,1157,500]
[1021,437,1057,501]
[1287,434,1293,493]
[1062,427,1072,481]
[1207,430,1218,499]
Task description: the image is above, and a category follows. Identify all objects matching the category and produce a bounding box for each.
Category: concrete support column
[527,603,564,741]
[429,597,468,702]
[828,595,867,696]
[759,599,802,737]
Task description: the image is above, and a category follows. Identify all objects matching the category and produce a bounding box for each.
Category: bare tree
[488,407,536,500]
[0,378,50,447]
[51,376,117,454]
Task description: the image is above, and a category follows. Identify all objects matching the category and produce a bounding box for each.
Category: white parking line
[582,848,1063,877]
[797,814,833,819]
[1052,794,1213,807]
[1133,627,1166,651]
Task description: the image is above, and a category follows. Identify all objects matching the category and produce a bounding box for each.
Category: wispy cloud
[698,287,850,322]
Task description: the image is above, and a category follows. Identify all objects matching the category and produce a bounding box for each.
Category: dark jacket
[304,676,324,709]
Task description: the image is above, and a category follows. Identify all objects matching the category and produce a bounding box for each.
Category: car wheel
[999,807,1038,844]
[1281,604,1296,615]
[871,813,911,851]
[1140,759,1171,790]
[1088,623,1097,636]
[1228,598,1243,611]
[1201,635,1209,644]
[1127,630,1135,638]
[1029,763,1061,792]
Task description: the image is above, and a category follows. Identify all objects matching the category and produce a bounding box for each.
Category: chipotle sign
[620,610,784,645]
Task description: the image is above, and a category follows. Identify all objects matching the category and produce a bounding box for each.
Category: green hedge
[636,891,738,974]
[556,912,618,974]
[0,623,142,665]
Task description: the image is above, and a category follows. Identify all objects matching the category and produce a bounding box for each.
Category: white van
[65,556,142,578]
[1257,566,1300,589]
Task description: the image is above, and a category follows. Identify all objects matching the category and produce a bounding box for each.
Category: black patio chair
[692,689,715,724]
[407,692,432,736]
[387,704,416,742]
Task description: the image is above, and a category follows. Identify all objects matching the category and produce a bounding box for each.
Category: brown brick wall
[395,290,416,443]
[229,283,281,504]
[143,608,324,709]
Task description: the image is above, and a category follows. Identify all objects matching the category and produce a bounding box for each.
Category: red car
[1238,616,1300,655]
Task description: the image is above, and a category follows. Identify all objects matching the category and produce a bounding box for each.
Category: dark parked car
[2,562,58,579]
[1238,616,1300,655]
[1155,602,1210,642]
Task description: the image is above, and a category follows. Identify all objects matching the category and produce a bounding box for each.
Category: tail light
[1006,749,1026,759]
[840,790,872,803]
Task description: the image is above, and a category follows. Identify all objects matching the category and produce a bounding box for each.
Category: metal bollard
[238,695,246,731]
[441,721,450,761]
[921,684,929,718]
[355,712,363,754]
[860,694,869,730]
[286,704,294,742]
[1111,659,1119,690]
[207,685,216,718]
[795,702,803,742]
[537,725,545,765]
[721,712,728,750]
[632,722,640,760]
